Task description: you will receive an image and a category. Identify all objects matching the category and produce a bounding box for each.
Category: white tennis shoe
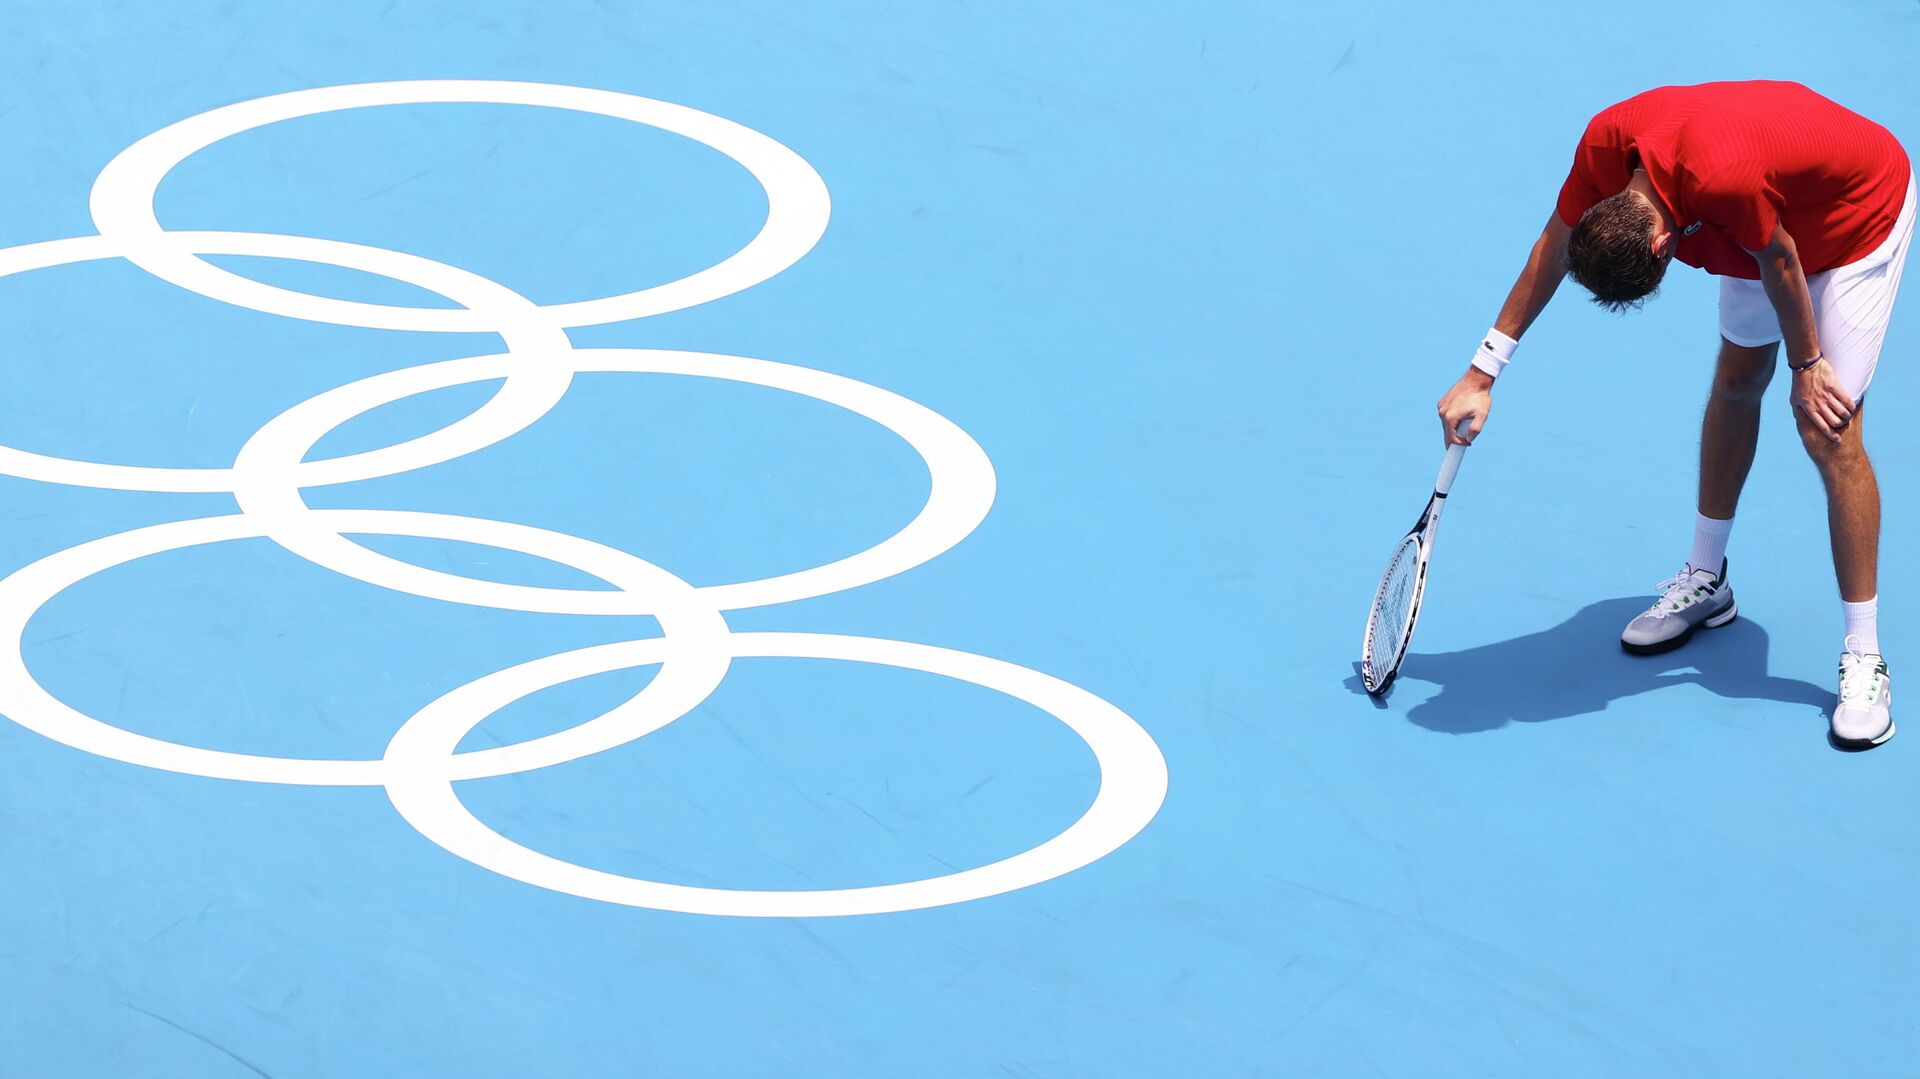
[1620,559,1737,655]
[1831,637,1894,749]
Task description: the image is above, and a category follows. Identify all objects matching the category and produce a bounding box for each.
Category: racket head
[1361,532,1427,695]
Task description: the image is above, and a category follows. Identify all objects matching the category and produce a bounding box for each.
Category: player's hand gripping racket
[1360,425,1471,695]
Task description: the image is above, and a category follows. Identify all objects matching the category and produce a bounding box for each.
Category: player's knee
[1795,410,1865,467]
[1711,357,1774,402]
[1794,409,1829,454]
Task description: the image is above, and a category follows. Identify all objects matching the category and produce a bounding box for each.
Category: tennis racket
[1360,428,1470,695]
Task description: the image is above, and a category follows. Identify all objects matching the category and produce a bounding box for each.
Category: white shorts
[1718,173,1916,402]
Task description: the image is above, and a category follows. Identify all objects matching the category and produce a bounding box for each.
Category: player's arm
[1435,212,1572,446]
[1751,225,1851,442]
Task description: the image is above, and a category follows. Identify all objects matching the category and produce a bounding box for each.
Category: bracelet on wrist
[1789,353,1824,373]
[1470,327,1519,379]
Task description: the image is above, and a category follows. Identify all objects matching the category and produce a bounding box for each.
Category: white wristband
[1470,328,1519,378]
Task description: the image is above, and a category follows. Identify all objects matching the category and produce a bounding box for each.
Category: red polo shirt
[1556,81,1910,279]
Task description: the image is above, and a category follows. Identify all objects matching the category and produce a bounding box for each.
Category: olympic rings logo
[0,81,1167,917]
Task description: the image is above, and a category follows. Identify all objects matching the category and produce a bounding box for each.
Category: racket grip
[1434,419,1471,495]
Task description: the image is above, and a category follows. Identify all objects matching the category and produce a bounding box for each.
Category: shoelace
[1643,566,1711,619]
[1839,634,1885,707]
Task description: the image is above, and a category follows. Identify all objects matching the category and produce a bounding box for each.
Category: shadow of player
[1346,597,1831,734]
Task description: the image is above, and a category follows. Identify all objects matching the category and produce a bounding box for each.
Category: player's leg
[1795,402,1878,607]
[1699,335,1778,521]
[1800,175,1910,748]
[1796,400,1891,747]
[1619,333,1769,655]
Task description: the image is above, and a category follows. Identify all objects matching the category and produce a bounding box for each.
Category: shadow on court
[1347,597,1831,733]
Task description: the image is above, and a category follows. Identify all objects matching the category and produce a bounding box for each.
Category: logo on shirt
[1683,221,1703,236]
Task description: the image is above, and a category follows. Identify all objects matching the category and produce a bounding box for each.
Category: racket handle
[1434,419,1471,495]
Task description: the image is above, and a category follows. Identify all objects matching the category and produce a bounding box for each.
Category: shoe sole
[1620,599,1739,656]
[1829,719,1896,752]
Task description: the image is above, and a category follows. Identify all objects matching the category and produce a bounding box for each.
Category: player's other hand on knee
[1436,368,1494,447]
[1790,356,1854,443]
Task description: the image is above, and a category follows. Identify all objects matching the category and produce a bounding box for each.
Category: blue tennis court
[1,2,1917,1075]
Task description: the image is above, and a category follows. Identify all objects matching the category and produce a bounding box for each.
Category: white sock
[1689,513,1734,576]
[1843,596,1880,656]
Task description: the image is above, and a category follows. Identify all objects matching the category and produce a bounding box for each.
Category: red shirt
[1556,81,1910,279]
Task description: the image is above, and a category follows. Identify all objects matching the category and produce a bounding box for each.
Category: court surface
[2,2,1918,1076]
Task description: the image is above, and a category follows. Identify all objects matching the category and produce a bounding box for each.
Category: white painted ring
[384,631,1169,917]
[0,229,572,492]
[89,80,831,331]
[230,348,997,615]
[0,511,730,786]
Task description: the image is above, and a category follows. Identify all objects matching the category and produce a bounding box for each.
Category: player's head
[1566,190,1675,312]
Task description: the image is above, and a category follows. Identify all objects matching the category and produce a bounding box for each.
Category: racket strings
[1365,540,1421,670]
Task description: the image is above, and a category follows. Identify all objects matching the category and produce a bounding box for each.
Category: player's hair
[1566,192,1668,312]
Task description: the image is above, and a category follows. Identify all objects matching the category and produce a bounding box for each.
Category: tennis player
[1436,81,1912,748]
